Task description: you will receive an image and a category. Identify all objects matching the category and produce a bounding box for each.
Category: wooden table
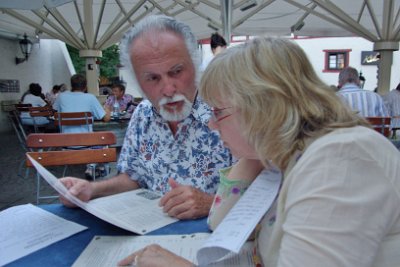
[93,118,130,147]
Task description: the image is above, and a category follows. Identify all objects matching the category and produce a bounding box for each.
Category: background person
[200,32,227,72]
[53,74,111,179]
[59,15,232,220]
[45,84,61,106]
[20,83,50,126]
[337,66,388,117]
[383,82,400,136]
[120,37,400,267]
[53,74,111,133]
[59,83,68,92]
[104,83,135,116]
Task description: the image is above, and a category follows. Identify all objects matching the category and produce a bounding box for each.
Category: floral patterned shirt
[117,97,232,194]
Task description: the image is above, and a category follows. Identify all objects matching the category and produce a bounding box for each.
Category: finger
[162,191,188,213]
[59,195,77,208]
[174,208,198,220]
[59,177,74,188]
[118,252,137,266]
[159,185,184,206]
[171,191,214,219]
[68,183,84,196]
[166,200,193,218]
[168,178,181,189]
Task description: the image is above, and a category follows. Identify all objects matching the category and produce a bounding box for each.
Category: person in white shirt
[119,37,400,267]
[199,32,227,72]
[20,83,49,126]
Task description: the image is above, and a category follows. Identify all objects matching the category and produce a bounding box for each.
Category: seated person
[104,84,135,116]
[58,15,232,220]
[119,37,400,267]
[53,74,111,179]
[53,74,111,133]
[45,84,61,106]
[20,83,50,126]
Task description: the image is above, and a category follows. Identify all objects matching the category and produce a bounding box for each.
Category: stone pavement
[0,130,117,211]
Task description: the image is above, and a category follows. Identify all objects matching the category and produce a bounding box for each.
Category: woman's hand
[118,244,193,267]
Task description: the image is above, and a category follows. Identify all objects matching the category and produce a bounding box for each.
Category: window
[323,49,351,72]
[0,79,20,93]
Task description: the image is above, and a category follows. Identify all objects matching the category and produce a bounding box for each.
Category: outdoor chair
[391,116,400,139]
[28,106,54,132]
[366,117,392,138]
[7,109,32,178]
[53,111,98,177]
[14,103,34,133]
[14,103,32,112]
[26,131,117,204]
[53,111,93,132]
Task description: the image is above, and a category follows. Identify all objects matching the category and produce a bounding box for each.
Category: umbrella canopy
[0,0,399,93]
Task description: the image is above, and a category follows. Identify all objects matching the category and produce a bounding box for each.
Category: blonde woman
[119,37,400,267]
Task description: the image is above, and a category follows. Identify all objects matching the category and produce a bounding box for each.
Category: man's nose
[161,77,176,97]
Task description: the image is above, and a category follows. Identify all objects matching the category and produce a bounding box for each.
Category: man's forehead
[141,63,184,75]
[130,30,193,73]
[132,30,186,50]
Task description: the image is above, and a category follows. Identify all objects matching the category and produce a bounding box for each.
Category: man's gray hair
[119,15,200,96]
[338,66,360,86]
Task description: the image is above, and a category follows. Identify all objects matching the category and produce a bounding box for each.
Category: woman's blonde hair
[200,37,369,170]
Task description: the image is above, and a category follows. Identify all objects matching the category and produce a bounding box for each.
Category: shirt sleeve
[90,95,106,120]
[53,96,60,111]
[208,167,251,230]
[116,108,141,178]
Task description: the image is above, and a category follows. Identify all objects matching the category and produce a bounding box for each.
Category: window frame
[323,49,351,73]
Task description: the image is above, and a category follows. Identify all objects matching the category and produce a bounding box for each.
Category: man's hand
[59,177,94,208]
[159,178,214,220]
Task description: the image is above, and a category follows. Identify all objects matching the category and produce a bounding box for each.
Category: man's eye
[170,68,182,76]
[146,75,159,82]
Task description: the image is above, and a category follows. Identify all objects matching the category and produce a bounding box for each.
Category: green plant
[67,44,120,78]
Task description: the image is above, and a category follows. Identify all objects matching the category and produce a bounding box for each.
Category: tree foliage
[66,44,85,74]
[67,44,120,79]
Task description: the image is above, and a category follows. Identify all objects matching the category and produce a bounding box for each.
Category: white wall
[295,37,400,92]
[0,38,74,133]
[201,36,400,92]
[119,67,143,97]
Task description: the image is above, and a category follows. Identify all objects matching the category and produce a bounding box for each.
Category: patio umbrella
[0,0,398,94]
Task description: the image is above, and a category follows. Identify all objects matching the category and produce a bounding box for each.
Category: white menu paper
[0,204,87,266]
[72,234,255,267]
[197,168,281,265]
[27,155,178,234]
[72,169,281,266]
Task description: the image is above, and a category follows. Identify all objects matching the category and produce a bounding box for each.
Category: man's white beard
[159,94,192,122]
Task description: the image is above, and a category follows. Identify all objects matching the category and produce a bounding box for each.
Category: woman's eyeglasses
[210,107,234,122]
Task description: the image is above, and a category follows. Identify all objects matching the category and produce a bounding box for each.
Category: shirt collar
[340,83,361,92]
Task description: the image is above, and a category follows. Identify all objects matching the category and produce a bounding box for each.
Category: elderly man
[337,66,388,117]
[60,15,232,220]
